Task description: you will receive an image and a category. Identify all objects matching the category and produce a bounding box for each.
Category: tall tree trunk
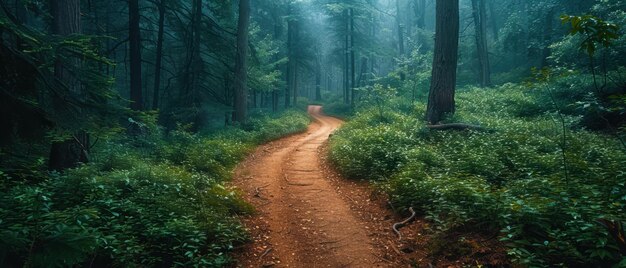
[487,0,498,40]
[292,25,299,107]
[396,0,406,80]
[344,9,349,105]
[315,53,322,101]
[426,0,459,123]
[272,8,281,112]
[357,57,368,87]
[293,63,298,105]
[49,0,89,171]
[396,0,405,57]
[285,17,294,107]
[540,7,555,68]
[191,0,202,107]
[233,0,250,123]
[129,0,142,111]
[152,0,165,110]
[349,7,355,108]
[471,0,491,87]
[415,0,425,29]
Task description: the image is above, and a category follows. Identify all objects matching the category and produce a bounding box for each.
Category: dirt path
[232,106,393,267]
[231,106,509,267]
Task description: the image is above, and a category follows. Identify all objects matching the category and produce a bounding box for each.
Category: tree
[396,0,406,80]
[426,0,459,123]
[152,0,166,110]
[414,0,425,29]
[315,49,322,101]
[129,0,142,111]
[48,0,89,171]
[233,0,250,123]
[471,0,491,87]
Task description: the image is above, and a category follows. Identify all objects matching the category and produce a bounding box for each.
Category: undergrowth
[329,82,626,267]
[0,110,310,267]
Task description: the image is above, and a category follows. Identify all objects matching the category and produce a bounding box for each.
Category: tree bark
[152,0,165,110]
[285,16,294,107]
[415,0,425,29]
[293,63,299,105]
[487,0,498,40]
[129,0,142,111]
[271,8,281,112]
[426,0,459,123]
[49,0,89,171]
[344,26,349,105]
[190,0,202,106]
[471,0,491,87]
[233,0,250,123]
[540,7,555,68]
[349,7,355,108]
[356,57,368,87]
[315,52,322,101]
[396,0,405,57]
[396,0,406,81]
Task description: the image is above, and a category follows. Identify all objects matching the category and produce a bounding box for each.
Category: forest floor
[231,106,438,267]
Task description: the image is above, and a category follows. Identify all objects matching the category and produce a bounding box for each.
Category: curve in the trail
[233,105,385,267]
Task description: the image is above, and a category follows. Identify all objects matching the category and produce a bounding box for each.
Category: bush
[0,109,310,267]
[328,84,626,266]
[329,110,420,180]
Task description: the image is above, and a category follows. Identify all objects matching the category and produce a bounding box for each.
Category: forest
[0,0,625,267]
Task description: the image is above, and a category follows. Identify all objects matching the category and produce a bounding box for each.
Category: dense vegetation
[326,0,626,265]
[330,80,625,266]
[1,0,625,266]
[0,111,309,267]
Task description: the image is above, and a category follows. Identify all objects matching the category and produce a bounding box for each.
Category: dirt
[231,105,507,268]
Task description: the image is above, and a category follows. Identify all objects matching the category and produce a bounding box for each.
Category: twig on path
[374,254,393,263]
[287,181,313,186]
[392,207,416,241]
[259,248,273,260]
[386,240,402,255]
[254,184,270,199]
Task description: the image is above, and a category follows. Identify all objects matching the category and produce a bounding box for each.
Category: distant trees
[426,0,459,123]
[128,0,142,111]
[152,0,166,110]
[471,0,491,87]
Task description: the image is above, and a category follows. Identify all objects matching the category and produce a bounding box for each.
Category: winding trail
[232,106,389,267]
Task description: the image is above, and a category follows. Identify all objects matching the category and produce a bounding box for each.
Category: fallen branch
[259,248,273,260]
[392,207,416,240]
[427,123,484,131]
[254,184,270,199]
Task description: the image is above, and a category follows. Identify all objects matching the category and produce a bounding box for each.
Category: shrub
[0,109,310,267]
[328,84,626,266]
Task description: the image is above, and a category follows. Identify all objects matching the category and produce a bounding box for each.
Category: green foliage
[329,109,421,180]
[318,97,354,118]
[0,110,310,267]
[357,84,398,120]
[329,84,626,267]
[560,15,620,56]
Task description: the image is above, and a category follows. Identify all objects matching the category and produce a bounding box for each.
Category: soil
[231,105,508,268]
